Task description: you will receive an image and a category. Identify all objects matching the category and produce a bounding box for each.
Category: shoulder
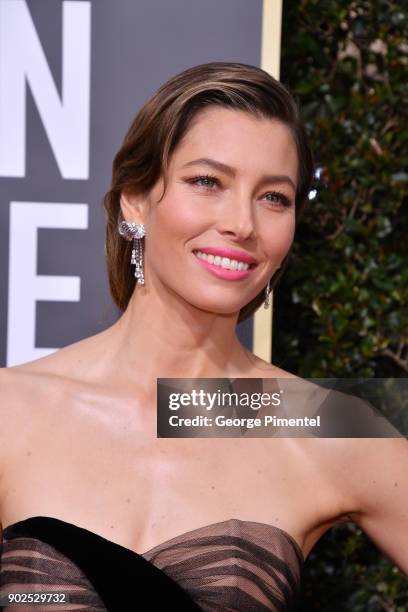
[243,355,407,518]
[0,366,36,432]
[0,339,96,451]
[0,364,63,452]
[0,325,113,389]
[0,353,74,404]
[0,348,94,512]
[243,350,301,380]
[0,327,124,440]
[336,436,408,510]
[243,356,355,515]
[0,363,66,532]
[0,366,43,522]
[336,436,408,573]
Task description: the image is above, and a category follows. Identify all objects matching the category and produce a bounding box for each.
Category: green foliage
[279,1,408,609]
[302,523,408,611]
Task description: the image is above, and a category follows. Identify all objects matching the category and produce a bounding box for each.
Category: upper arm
[0,368,11,480]
[344,437,408,575]
[0,367,23,536]
[0,367,12,540]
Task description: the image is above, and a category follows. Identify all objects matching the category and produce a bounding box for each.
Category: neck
[104,281,253,391]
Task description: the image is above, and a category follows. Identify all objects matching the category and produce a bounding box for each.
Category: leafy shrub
[279,1,408,609]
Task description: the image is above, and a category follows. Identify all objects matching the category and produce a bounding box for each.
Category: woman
[0,62,407,611]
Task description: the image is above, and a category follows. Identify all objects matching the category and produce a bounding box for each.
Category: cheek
[151,196,208,240]
[262,216,296,258]
[144,197,208,272]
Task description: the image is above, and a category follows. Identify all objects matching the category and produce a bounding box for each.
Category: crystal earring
[118,221,146,284]
[264,278,271,309]
[263,264,282,309]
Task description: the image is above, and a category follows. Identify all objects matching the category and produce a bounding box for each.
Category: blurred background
[279,2,408,609]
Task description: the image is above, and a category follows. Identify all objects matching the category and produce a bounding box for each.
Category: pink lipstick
[192,248,258,281]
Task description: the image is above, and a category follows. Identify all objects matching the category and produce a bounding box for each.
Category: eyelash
[187,174,292,208]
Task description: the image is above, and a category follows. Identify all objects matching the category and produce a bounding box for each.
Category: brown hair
[103,62,314,323]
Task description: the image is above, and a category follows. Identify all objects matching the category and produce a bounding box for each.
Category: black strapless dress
[0,516,304,611]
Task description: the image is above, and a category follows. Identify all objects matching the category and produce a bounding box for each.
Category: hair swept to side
[103,62,314,323]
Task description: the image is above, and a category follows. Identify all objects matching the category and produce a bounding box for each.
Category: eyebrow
[181,157,297,191]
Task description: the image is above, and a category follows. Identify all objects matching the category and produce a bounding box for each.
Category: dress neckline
[2,514,304,563]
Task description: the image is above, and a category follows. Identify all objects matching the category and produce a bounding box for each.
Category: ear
[120,190,148,224]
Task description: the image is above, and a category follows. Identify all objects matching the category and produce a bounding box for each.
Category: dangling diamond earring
[263,264,282,309]
[264,278,271,309]
[118,221,146,284]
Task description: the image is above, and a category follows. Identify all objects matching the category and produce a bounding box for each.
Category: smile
[193,249,257,281]
[194,250,252,270]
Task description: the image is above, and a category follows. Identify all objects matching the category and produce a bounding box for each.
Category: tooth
[195,251,251,270]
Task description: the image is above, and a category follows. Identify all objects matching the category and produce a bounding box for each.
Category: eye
[263,191,292,208]
[187,174,220,189]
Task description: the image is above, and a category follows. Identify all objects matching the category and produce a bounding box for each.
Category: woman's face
[125,107,298,316]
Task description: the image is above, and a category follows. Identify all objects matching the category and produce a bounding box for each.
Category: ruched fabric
[0,516,303,611]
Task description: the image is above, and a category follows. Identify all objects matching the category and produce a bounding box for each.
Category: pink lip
[193,246,258,265]
[193,251,256,281]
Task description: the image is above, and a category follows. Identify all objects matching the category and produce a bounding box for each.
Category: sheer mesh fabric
[0,536,105,611]
[0,518,303,611]
[142,519,303,611]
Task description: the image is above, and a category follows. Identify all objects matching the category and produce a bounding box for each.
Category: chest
[1,394,324,553]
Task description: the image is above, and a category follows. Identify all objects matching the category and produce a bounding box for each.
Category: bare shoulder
[332,436,408,573]
[0,366,35,434]
[243,354,398,519]
[243,350,299,379]
[244,350,331,405]
[0,332,111,522]
[5,326,112,382]
[0,366,46,518]
[329,436,408,508]
[247,358,405,553]
[0,365,62,453]
[0,328,111,447]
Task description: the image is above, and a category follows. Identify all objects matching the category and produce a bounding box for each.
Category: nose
[217,191,256,241]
